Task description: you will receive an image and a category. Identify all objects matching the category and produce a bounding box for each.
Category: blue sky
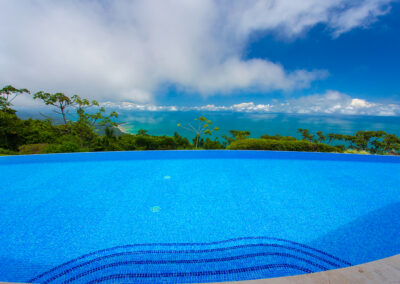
[247,3,400,103]
[161,1,400,107]
[1,0,400,115]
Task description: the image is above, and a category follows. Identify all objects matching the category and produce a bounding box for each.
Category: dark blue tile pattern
[29,237,351,283]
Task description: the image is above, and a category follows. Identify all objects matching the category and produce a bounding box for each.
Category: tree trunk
[195,134,199,149]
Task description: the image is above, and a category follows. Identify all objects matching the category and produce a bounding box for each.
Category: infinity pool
[0,151,399,283]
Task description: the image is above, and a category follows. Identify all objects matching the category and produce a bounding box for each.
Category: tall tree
[316,131,326,143]
[0,85,30,112]
[177,116,219,149]
[33,92,74,124]
[297,128,314,142]
[72,95,119,147]
[229,130,251,140]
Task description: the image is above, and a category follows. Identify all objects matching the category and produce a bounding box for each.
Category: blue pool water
[0,151,400,283]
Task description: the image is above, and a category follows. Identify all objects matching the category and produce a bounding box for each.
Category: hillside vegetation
[1,85,400,155]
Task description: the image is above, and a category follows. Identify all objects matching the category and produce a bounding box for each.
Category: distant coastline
[113,110,400,139]
[116,124,128,134]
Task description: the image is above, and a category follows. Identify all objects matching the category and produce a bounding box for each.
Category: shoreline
[116,124,130,134]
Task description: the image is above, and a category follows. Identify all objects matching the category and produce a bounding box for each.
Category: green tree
[222,130,250,146]
[316,131,326,143]
[72,95,119,147]
[260,133,297,141]
[173,132,191,149]
[229,130,251,140]
[297,128,314,142]
[0,111,23,150]
[137,129,149,136]
[351,130,386,152]
[0,85,30,112]
[97,127,119,151]
[177,116,219,149]
[327,133,336,144]
[203,137,224,149]
[33,91,75,124]
[371,133,400,153]
[382,134,400,153]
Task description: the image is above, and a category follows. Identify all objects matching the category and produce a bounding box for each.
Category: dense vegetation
[227,139,340,152]
[1,85,400,155]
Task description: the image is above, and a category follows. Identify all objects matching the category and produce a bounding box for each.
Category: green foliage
[380,134,400,152]
[177,116,219,148]
[0,111,24,150]
[19,144,49,155]
[227,138,342,153]
[0,109,64,151]
[19,142,83,154]
[70,95,119,148]
[260,133,297,141]
[297,129,400,155]
[351,130,386,151]
[316,131,326,143]
[115,132,191,151]
[229,130,251,140]
[326,130,400,154]
[344,149,370,155]
[55,141,82,153]
[173,132,191,149]
[134,135,175,150]
[203,138,225,149]
[222,130,251,146]
[0,148,17,155]
[297,128,314,142]
[137,129,149,136]
[0,85,30,112]
[74,95,118,128]
[33,91,74,124]
[21,118,60,144]
[33,91,120,149]
[2,84,400,156]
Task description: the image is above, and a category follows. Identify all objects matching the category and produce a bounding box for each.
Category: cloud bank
[0,0,395,103]
[101,91,400,116]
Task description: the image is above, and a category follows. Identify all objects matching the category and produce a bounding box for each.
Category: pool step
[28,237,350,283]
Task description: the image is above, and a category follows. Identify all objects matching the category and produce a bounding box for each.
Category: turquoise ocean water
[117,111,400,139]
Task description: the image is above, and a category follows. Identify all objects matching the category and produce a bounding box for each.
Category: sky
[1,0,400,115]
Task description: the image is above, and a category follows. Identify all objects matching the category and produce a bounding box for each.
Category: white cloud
[100,90,400,116]
[0,0,395,104]
[274,90,400,115]
[329,0,393,36]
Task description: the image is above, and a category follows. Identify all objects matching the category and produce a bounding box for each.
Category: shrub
[0,111,24,150]
[0,148,17,155]
[19,142,83,154]
[44,142,82,153]
[56,141,81,153]
[42,144,60,153]
[344,149,370,155]
[117,134,137,150]
[260,134,298,141]
[203,138,224,149]
[227,138,342,153]
[134,135,165,150]
[19,143,49,155]
[117,133,191,150]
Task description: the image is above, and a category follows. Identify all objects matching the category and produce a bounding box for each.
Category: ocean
[116,111,400,140]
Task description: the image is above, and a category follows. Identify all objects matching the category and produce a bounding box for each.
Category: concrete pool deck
[215,254,400,284]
